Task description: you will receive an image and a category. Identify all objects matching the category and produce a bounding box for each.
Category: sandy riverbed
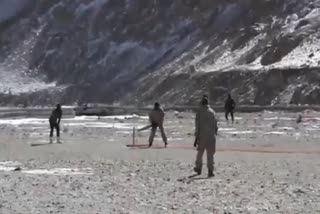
[0,110,319,213]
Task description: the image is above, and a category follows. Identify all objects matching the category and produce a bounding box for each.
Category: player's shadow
[30,142,62,147]
[126,145,166,150]
[129,146,166,150]
[30,143,53,147]
[189,176,210,181]
[177,174,212,183]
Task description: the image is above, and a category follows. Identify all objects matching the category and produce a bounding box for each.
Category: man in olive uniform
[49,104,62,143]
[148,102,168,148]
[194,97,218,177]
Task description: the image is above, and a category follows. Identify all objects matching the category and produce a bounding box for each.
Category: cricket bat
[137,124,152,132]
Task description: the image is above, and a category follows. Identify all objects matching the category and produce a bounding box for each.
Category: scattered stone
[13,166,22,171]
[293,189,305,194]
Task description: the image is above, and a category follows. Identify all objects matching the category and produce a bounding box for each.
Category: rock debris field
[0,110,319,213]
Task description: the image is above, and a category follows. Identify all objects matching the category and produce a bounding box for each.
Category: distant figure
[148,102,168,148]
[199,94,209,106]
[49,104,62,143]
[224,94,236,123]
[194,97,218,177]
[296,114,302,124]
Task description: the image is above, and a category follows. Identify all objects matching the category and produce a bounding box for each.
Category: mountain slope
[1,0,320,106]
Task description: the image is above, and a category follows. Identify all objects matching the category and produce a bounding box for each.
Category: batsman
[145,102,168,148]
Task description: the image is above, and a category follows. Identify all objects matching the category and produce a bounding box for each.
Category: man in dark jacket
[49,104,62,143]
[224,94,236,123]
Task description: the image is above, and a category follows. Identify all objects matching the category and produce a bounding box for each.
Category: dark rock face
[0,0,33,25]
[0,0,320,106]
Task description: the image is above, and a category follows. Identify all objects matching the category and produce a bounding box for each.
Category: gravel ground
[0,111,320,213]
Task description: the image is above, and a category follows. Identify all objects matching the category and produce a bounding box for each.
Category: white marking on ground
[224,131,254,135]
[0,161,94,175]
[166,138,184,141]
[24,168,94,176]
[60,122,135,129]
[263,117,294,121]
[277,127,295,131]
[64,115,148,121]
[264,131,287,135]
[0,118,47,125]
[219,128,237,131]
[0,161,20,172]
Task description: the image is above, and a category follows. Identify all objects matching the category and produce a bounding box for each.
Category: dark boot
[208,170,214,178]
[193,167,201,175]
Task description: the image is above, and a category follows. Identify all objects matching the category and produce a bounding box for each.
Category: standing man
[194,94,209,147]
[49,104,62,143]
[194,97,218,177]
[224,93,236,123]
[148,102,168,148]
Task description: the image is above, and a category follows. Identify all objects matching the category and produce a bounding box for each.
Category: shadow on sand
[130,147,166,150]
[126,144,166,150]
[30,142,62,147]
[177,174,213,183]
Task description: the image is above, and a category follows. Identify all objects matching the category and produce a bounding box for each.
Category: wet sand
[0,111,319,213]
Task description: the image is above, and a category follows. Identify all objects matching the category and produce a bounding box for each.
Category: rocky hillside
[1,0,320,106]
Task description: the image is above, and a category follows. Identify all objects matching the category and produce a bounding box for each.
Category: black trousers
[49,120,60,137]
[225,110,234,122]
